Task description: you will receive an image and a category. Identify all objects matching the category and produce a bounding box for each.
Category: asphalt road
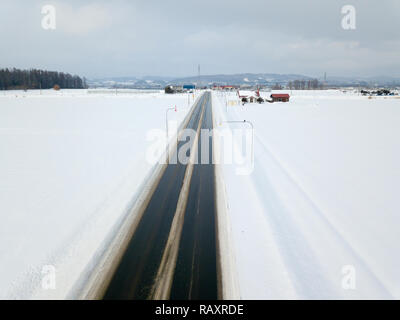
[103,92,218,300]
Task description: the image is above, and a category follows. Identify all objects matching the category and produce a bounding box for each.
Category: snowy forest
[0,68,86,90]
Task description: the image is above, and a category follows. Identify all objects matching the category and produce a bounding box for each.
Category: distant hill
[88,73,313,89]
[170,73,313,86]
[88,73,400,89]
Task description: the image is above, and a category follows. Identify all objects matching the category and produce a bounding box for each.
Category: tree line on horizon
[0,68,87,90]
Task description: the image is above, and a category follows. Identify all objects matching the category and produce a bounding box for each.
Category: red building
[270,93,290,102]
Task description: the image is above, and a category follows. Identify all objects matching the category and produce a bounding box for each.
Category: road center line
[150,98,207,300]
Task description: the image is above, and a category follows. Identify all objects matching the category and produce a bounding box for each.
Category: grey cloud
[0,0,399,78]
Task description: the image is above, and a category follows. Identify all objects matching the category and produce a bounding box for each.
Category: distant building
[248,95,257,103]
[183,84,196,90]
[165,85,184,94]
[270,93,290,102]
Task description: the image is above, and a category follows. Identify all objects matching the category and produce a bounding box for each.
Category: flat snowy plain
[213,90,400,299]
[1,88,399,299]
[0,89,192,299]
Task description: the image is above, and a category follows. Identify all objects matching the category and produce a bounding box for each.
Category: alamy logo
[146,125,254,176]
[41,5,56,30]
[41,265,56,290]
[341,5,356,30]
[341,265,356,290]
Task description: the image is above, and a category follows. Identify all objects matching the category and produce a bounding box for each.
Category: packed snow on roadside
[0,89,194,299]
[213,90,400,299]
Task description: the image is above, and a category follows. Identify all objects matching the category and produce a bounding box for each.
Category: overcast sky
[1,0,399,78]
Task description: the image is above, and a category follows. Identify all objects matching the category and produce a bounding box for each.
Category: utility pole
[198,64,201,91]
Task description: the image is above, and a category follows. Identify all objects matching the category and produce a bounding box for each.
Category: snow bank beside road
[0,90,193,299]
[213,91,400,299]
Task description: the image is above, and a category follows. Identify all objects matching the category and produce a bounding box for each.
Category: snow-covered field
[1,88,399,300]
[213,90,400,299]
[0,89,193,299]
